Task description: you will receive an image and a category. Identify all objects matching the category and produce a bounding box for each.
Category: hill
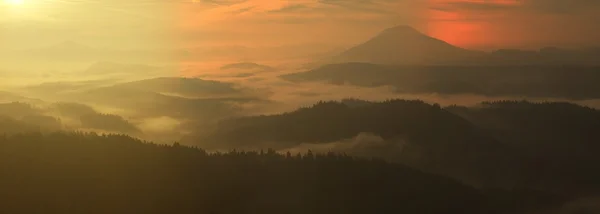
[0,102,62,133]
[0,132,564,214]
[184,99,600,195]
[183,99,514,188]
[281,63,600,99]
[446,101,600,194]
[20,77,263,122]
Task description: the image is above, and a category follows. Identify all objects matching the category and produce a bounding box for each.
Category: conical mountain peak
[379,25,423,36]
[330,25,481,65]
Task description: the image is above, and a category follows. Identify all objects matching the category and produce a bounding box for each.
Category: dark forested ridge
[281,63,600,99]
[185,99,514,188]
[446,100,600,156]
[0,132,564,214]
[2,99,600,213]
[189,99,485,147]
[446,101,600,195]
[185,99,600,197]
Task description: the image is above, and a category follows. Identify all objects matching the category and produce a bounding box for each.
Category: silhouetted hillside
[51,102,98,118]
[0,102,41,118]
[0,132,564,214]
[0,103,62,133]
[79,113,140,134]
[0,116,46,134]
[447,101,600,194]
[282,63,600,99]
[0,101,143,134]
[447,101,600,154]
[185,99,600,196]
[184,99,515,188]
[485,47,600,66]
[189,99,482,147]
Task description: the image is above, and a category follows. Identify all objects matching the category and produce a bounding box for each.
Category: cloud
[227,6,256,15]
[267,4,311,13]
[525,0,600,14]
[432,0,600,14]
[198,0,248,6]
[432,1,517,12]
[4,0,600,53]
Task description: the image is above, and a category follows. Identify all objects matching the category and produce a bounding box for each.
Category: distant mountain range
[327,25,600,66]
[283,25,600,99]
[281,62,600,99]
[220,62,275,72]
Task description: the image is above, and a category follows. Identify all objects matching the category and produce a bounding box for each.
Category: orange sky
[424,0,518,48]
[425,0,600,49]
[169,0,600,50]
[2,0,599,51]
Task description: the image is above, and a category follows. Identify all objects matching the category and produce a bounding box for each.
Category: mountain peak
[330,25,480,65]
[377,25,425,38]
[383,25,420,33]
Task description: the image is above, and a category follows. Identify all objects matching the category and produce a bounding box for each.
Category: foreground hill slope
[0,132,562,214]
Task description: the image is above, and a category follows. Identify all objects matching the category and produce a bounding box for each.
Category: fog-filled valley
[3,8,600,212]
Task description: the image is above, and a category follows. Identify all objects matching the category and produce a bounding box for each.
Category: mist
[2,0,600,213]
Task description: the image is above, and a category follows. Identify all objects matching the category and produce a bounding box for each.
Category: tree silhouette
[0,132,565,214]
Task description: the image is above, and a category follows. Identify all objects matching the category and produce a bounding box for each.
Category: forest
[0,132,565,214]
[185,99,600,197]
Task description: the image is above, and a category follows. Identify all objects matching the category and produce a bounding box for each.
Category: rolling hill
[184,99,600,195]
[183,99,514,188]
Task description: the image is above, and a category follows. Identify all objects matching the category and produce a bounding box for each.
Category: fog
[2,1,600,212]
[3,55,600,145]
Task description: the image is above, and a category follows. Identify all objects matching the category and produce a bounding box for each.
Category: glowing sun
[4,0,24,5]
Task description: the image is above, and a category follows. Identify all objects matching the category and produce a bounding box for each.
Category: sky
[1,0,600,51]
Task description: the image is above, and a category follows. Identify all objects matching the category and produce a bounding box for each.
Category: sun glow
[4,0,24,5]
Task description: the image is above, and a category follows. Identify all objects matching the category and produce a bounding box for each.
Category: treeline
[0,132,562,214]
[185,99,600,196]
